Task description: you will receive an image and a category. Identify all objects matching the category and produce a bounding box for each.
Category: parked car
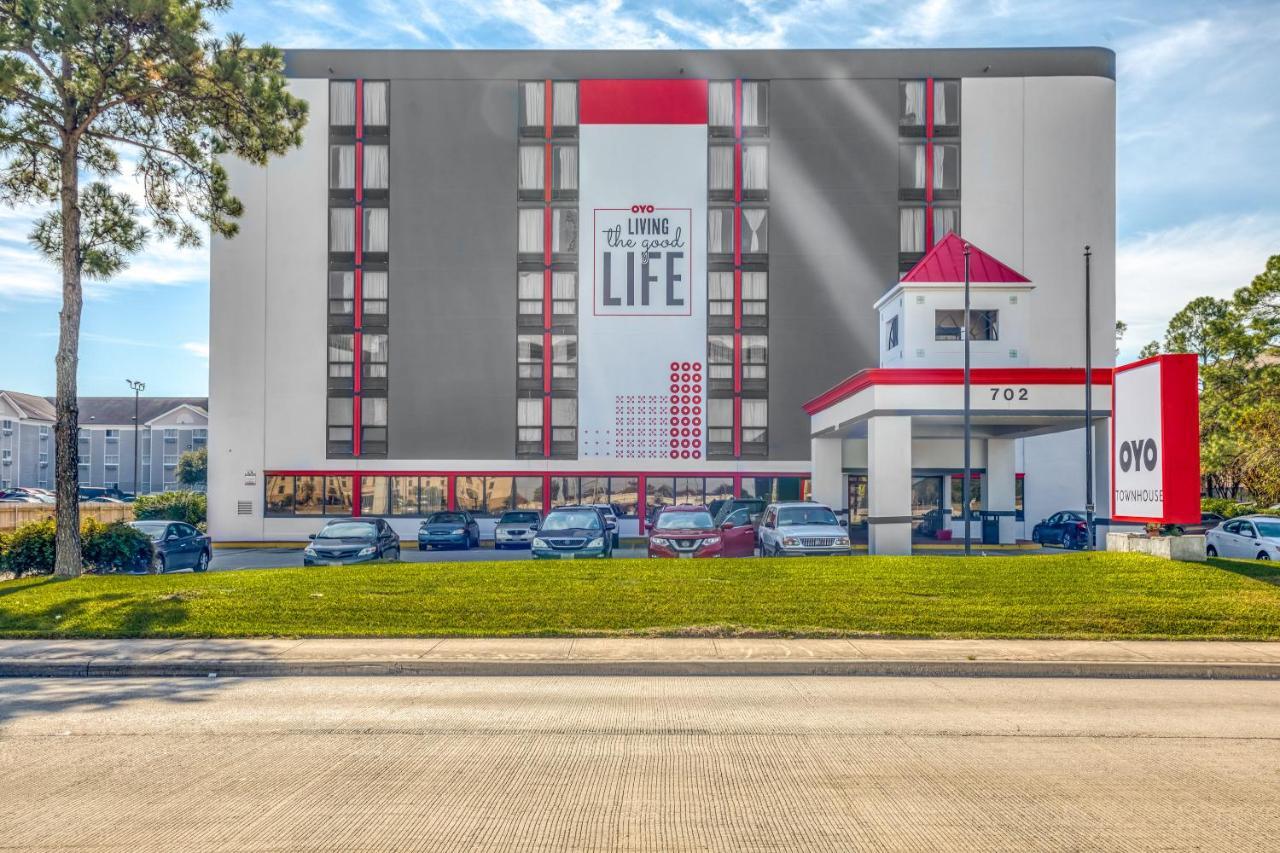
[0,494,43,503]
[756,501,852,557]
[417,510,480,550]
[1164,513,1225,536]
[531,505,615,559]
[589,503,621,549]
[305,517,401,566]
[1031,511,1091,550]
[494,510,541,549]
[648,505,724,558]
[710,497,767,528]
[129,520,212,573]
[1205,516,1280,561]
[85,495,127,504]
[710,503,761,558]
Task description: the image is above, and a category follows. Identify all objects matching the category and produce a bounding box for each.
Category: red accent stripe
[543,206,552,267]
[542,394,552,456]
[352,79,365,458]
[636,474,646,532]
[355,79,363,139]
[353,331,362,393]
[733,397,742,457]
[352,397,361,456]
[542,331,552,394]
[733,331,742,394]
[733,269,742,330]
[733,206,742,268]
[354,268,363,329]
[579,79,708,124]
[734,78,742,138]
[543,143,552,204]
[355,141,363,203]
[351,474,362,517]
[733,143,742,204]
[542,473,551,516]
[543,268,552,329]
[268,468,811,480]
[924,78,934,247]
[544,79,552,138]
[803,367,1116,415]
[446,474,457,510]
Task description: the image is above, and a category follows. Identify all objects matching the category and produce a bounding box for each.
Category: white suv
[757,501,852,557]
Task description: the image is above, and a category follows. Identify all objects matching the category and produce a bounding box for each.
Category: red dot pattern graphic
[668,361,703,459]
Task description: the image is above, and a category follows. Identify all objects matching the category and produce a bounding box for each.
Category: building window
[363,270,389,317]
[328,333,354,378]
[550,207,577,254]
[551,398,577,444]
[707,398,733,444]
[105,454,120,466]
[329,207,355,252]
[708,81,733,129]
[899,80,926,127]
[742,81,768,130]
[742,271,767,318]
[933,143,960,191]
[552,271,576,317]
[517,335,543,379]
[363,145,389,190]
[484,477,515,516]
[551,145,577,194]
[329,271,354,316]
[933,206,960,240]
[742,145,768,194]
[517,208,543,255]
[899,207,925,254]
[970,309,998,341]
[329,81,355,126]
[551,335,577,379]
[951,473,983,518]
[39,452,49,464]
[518,271,543,317]
[105,429,119,441]
[707,335,733,380]
[519,81,545,134]
[709,272,733,317]
[742,399,767,445]
[517,397,543,444]
[363,207,389,253]
[1,420,11,434]
[1015,476,1025,521]
[899,143,926,191]
[39,425,49,438]
[361,397,387,449]
[708,208,733,254]
[362,333,389,379]
[1,449,10,463]
[518,145,544,194]
[163,428,177,442]
[741,208,767,253]
[363,80,389,126]
[935,309,998,341]
[709,146,733,193]
[327,398,353,451]
[933,79,960,128]
[886,316,900,351]
[329,144,355,189]
[552,81,578,129]
[742,335,768,380]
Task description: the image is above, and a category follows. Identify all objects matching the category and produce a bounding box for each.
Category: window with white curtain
[552,271,576,315]
[363,270,388,315]
[707,398,732,443]
[517,397,543,442]
[362,334,388,377]
[518,271,542,315]
[933,143,960,190]
[328,334,354,377]
[708,208,733,253]
[329,145,355,189]
[742,335,768,379]
[899,143,926,189]
[551,335,577,379]
[933,206,960,240]
[361,396,387,426]
[363,145,388,189]
[742,81,767,128]
[328,271,354,315]
[363,81,389,126]
[552,145,577,191]
[899,207,925,253]
[708,81,734,127]
[742,399,767,443]
[552,81,577,127]
[899,80,925,127]
[330,208,355,252]
[708,335,733,380]
[742,145,767,191]
[709,272,733,315]
[518,145,544,192]
[517,334,543,378]
[709,146,733,191]
[330,81,355,126]
[551,207,577,253]
[933,79,959,127]
[741,208,767,253]
[742,271,767,316]
[518,208,543,254]
[551,397,577,443]
[520,81,545,131]
[363,207,389,253]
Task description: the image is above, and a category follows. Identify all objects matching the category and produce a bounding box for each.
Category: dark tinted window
[501,511,541,524]
[427,512,466,525]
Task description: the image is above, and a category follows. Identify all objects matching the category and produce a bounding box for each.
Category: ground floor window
[266,475,354,517]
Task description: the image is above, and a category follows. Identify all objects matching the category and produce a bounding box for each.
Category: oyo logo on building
[594,205,693,316]
[1117,437,1158,472]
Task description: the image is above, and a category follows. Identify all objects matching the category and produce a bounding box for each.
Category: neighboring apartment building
[209,48,1115,542]
[0,391,209,494]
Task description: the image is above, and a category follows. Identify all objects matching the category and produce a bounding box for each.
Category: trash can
[981,514,1000,545]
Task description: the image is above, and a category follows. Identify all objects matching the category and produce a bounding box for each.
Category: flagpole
[963,241,972,557]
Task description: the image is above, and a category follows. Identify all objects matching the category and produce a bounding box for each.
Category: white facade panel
[961,77,1025,271]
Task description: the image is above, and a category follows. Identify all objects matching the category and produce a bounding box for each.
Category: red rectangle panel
[579,79,708,125]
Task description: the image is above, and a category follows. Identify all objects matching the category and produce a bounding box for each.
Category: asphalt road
[209,544,650,570]
[2,676,1277,851]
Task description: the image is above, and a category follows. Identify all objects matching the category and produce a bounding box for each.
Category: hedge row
[0,519,153,578]
[1201,498,1280,519]
[132,490,206,526]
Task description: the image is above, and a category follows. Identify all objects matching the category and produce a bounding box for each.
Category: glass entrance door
[911,476,945,537]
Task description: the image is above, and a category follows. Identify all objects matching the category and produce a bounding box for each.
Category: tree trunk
[53,134,83,578]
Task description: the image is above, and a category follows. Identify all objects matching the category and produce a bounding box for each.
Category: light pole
[1083,246,1094,549]
[126,379,144,497]
[962,241,972,557]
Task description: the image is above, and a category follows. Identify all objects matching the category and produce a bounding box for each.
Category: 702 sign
[988,387,1029,401]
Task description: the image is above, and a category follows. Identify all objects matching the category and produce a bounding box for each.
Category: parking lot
[210,543,651,571]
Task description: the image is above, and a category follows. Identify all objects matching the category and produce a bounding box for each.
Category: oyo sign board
[1110,354,1200,524]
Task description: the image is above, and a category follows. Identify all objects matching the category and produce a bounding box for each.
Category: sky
[1,0,1277,395]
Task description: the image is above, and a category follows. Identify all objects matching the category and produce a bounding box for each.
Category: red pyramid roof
[901,233,1030,283]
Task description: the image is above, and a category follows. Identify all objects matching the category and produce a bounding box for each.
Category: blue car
[418,510,481,550]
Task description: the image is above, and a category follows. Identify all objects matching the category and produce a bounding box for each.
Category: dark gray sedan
[304,517,402,566]
[130,520,212,573]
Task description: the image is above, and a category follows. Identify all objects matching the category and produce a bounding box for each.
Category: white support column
[1092,417,1112,544]
[810,436,845,511]
[985,437,1017,544]
[867,415,912,555]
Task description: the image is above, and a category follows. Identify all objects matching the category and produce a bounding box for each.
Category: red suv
[648,505,724,558]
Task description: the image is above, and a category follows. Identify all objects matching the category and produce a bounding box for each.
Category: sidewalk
[3,637,1280,679]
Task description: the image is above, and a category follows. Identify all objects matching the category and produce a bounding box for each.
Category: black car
[129,520,212,573]
[1031,511,1091,550]
[304,517,401,565]
[418,511,481,550]
[531,505,616,559]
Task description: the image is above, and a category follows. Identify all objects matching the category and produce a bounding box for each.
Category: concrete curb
[3,658,1278,680]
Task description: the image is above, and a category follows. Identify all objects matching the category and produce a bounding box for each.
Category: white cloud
[1116,213,1279,359]
[182,341,210,359]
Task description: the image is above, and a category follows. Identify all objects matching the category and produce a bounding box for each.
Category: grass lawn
[1,552,1279,640]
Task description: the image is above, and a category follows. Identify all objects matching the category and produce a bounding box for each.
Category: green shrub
[6,518,56,577]
[0,530,11,574]
[133,490,207,526]
[81,519,153,572]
